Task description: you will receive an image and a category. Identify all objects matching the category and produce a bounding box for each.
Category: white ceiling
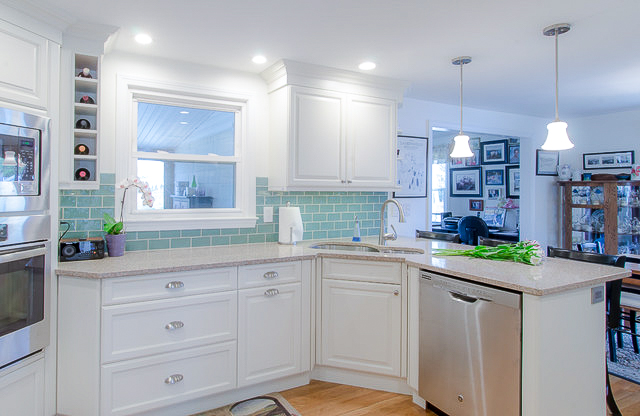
[9,0,640,118]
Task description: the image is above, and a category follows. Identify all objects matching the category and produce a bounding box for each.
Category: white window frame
[115,74,256,231]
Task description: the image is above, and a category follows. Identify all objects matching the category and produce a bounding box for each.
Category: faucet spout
[379,198,406,245]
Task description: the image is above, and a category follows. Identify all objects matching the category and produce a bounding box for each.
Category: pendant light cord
[459,61,464,135]
[554,29,559,121]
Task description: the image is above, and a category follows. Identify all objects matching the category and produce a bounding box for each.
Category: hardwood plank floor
[282,377,640,415]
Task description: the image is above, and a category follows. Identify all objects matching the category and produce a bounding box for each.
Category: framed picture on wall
[508,145,520,164]
[483,207,506,227]
[506,165,520,199]
[469,199,484,211]
[582,150,635,170]
[480,139,508,165]
[449,167,482,197]
[487,187,502,200]
[536,149,559,176]
[394,135,428,197]
[485,168,504,185]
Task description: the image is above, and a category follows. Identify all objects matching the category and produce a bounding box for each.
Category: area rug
[607,333,640,385]
[191,393,300,416]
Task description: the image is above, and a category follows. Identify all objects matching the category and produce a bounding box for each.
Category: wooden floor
[281,377,640,415]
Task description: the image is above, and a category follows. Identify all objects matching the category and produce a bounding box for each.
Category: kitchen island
[56,237,629,416]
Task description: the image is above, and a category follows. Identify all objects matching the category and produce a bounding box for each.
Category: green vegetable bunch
[103,213,123,235]
[432,240,544,266]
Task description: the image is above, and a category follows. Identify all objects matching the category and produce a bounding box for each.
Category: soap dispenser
[352,215,361,242]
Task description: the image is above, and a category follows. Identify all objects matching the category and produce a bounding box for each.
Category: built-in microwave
[0,108,50,214]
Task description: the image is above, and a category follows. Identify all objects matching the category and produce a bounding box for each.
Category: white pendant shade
[542,121,574,150]
[450,134,474,157]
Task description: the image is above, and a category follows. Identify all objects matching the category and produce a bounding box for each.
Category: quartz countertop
[56,237,630,296]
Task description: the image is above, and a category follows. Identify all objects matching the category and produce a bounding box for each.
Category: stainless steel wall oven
[0,108,51,369]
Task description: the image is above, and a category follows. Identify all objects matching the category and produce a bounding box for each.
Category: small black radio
[59,237,105,262]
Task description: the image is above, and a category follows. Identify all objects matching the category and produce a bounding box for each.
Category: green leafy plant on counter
[432,240,544,266]
[103,213,123,235]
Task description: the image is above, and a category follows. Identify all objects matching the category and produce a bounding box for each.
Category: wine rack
[72,53,99,183]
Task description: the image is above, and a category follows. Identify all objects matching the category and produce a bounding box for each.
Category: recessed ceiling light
[252,55,267,64]
[358,61,376,71]
[179,111,189,114]
[180,121,188,125]
[135,33,153,45]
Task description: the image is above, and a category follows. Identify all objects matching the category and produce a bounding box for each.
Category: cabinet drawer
[238,261,301,289]
[102,291,237,363]
[101,342,236,416]
[322,258,401,284]
[102,267,237,305]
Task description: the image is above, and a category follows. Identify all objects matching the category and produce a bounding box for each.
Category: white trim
[115,74,256,231]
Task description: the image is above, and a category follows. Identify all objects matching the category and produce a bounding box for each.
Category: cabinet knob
[341,180,347,184]
[164,374,184,384]
[393,290,399,296]
[165,281,184,289]
[264,288,280,297]
[263,271,279,279]
[347,180,353,184]
[165,321,184,330]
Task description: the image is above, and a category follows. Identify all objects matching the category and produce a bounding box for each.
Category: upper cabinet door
[347,95,396,188]
[290,87,345,187]
[0,20,48,109]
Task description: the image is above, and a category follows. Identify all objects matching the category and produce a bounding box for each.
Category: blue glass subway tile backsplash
[59,174,386,252]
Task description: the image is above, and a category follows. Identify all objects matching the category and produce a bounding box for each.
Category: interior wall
[562,108,640,174]
[396,98,559,247]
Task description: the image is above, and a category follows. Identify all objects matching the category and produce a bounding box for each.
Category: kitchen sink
[309,242,380,252]
[309,242,424,255]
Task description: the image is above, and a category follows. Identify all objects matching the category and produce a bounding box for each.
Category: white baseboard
[311,365,412,395]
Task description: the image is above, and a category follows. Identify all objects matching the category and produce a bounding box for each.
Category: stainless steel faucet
[379,198,406,245]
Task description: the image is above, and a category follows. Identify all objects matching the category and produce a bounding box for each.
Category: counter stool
[477,236,513,247]
[546,246,626,416]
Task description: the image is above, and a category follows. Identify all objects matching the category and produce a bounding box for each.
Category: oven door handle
[0,243,47,264]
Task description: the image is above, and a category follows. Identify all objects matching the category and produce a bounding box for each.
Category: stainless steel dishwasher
[419,270,522,416]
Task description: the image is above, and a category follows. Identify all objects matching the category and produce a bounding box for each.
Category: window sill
[123,216,258,232]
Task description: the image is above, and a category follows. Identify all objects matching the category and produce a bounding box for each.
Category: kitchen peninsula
[56,237,629,416]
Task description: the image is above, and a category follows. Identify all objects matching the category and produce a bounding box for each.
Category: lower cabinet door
[237,282,302,387]
[0,356,44,416]
[101,342,236,416]
[321,279,401,376]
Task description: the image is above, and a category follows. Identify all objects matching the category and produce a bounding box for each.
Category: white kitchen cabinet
[0,354,45,416]
[263,60,405,191]
[58,260,311,416]
[318,258,404,377]
[238,282,302,386]
[0,19,49,109]
[321,278,401,376]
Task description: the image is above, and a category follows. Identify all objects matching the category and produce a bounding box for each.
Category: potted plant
[103,177,154,257]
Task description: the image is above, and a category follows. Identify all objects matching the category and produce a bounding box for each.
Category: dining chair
[457,216,489,245]
[477,236,513,247]
[619,256,640,354]
[546,246,626,416]
[415,230,461,243]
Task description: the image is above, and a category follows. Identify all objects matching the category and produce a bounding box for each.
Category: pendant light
[541,23,574,150]
[450,56,474,158]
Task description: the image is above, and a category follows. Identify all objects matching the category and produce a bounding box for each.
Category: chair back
[416,230,461,243]
[477,236,513,247]
[547,246,626,329]
[457,216,489,245]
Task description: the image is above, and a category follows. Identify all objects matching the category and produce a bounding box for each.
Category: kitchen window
[116,75,256,231]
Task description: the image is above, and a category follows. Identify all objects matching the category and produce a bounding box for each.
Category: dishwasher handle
[449,290,479,304]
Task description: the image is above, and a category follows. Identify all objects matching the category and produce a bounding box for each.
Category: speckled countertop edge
[56,237,631,296]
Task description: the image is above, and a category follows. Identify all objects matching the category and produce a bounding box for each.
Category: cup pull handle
[264,288,280,297]
[263,271,278,279]
[165,281,184,289]
[165,321,184,330]
[164,374,184,384]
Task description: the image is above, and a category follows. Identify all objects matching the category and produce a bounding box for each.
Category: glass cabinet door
[617,183,640,255]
